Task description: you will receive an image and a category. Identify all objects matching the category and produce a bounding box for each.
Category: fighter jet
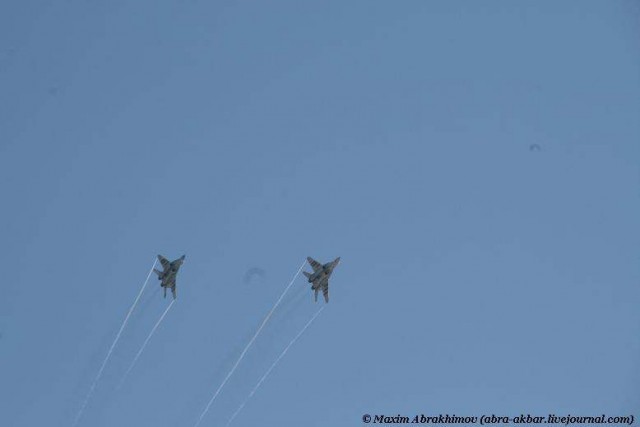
[303,257,340,303]
[154,255,185,299]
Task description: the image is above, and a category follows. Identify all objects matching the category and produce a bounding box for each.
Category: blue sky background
[1,1,639,426]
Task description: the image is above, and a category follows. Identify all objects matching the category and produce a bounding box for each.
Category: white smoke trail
[117,299,175,389]
[225,306,325,427]
[71,258,157,427]
[193,260,306,427]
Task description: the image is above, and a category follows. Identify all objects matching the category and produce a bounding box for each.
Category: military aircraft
[303,257,340,303]
[154,255,185,299]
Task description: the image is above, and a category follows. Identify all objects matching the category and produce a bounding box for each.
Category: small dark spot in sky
[243,267,266,284]
[48,87,60,96]
[529,144,541,152]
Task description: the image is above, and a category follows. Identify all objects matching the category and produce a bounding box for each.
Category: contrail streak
[193,260,306,427]
[71,258,157,427]
[117,299,175,389]
[225,306,325,427]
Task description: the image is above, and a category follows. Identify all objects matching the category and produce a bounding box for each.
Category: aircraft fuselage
[161,268,178,287]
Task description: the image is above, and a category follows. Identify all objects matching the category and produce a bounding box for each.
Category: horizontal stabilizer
[153,269,163,277]
[303,271,311,279]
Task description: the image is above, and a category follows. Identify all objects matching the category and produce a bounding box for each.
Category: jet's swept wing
[171,286,177,299]
[158,255,170,269]
[307,257,322,272]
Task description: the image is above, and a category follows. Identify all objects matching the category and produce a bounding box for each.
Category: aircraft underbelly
[312,278,326,290]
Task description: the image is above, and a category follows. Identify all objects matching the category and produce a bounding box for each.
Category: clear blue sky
[1,1,638,426]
